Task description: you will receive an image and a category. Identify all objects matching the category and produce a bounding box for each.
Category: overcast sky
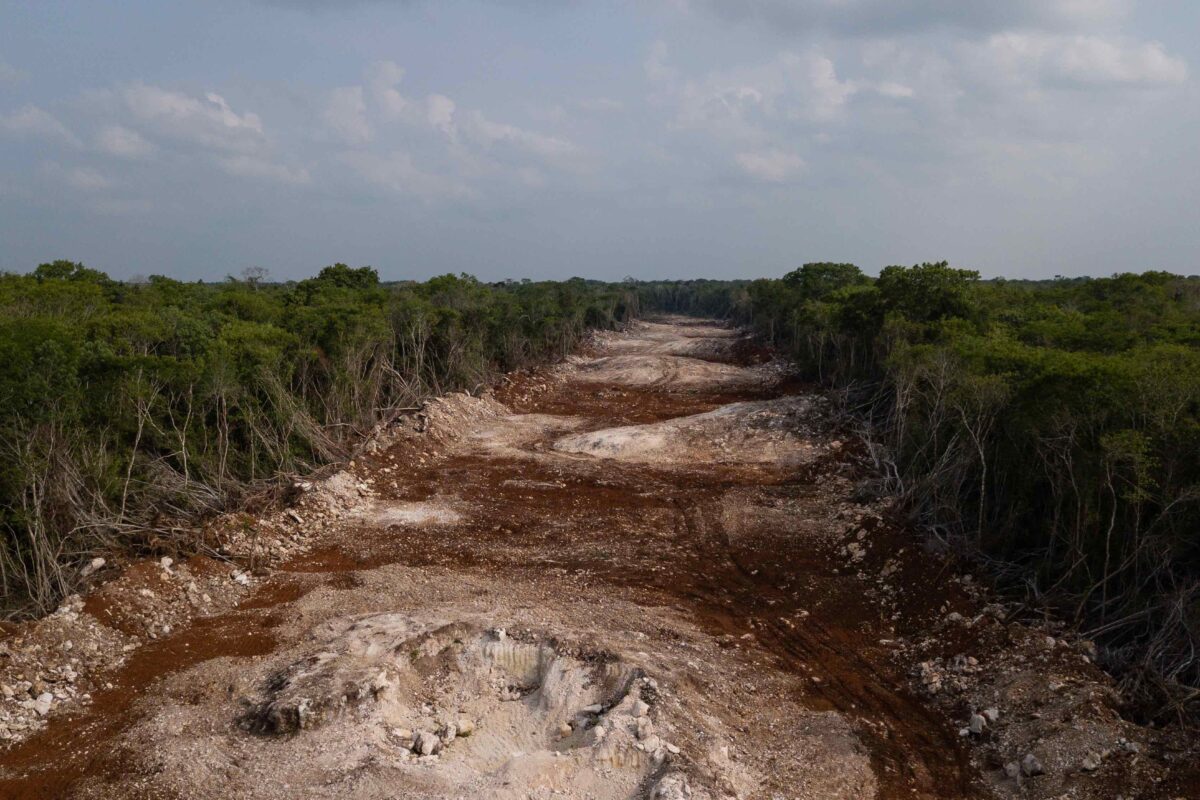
[1,1,1197,281]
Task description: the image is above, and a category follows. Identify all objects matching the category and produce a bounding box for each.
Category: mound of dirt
[594,321,744,361]
[563,354,778,391]
[102,611,718,800]
[552,396,828,466]
[403,392,511,447]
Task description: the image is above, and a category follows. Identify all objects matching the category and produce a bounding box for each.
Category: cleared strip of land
[1,318,1189,800]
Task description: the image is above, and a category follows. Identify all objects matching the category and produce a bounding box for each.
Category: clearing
[0,318,1193,799]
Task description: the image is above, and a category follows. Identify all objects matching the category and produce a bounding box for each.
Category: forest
[0,262,636,615]
[638,265,1200,721]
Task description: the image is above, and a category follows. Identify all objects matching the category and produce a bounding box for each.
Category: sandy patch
[360,501,462,527]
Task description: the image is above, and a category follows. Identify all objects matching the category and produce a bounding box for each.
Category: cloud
[323,85,372,144]
[465,112,578,160]
[40,161,110,191]
[735,148,805,182]
[217,154,311,184]
[0,105,81,146]
[95,124,156,158]
[339,149,475,200]
[875,81,915,99]
[426,93,457,139]
[311,61,580,200]
[366,60,408,118]
[419,92,577,165]
[979,33,1187,88]
[645,40,679,86]
[121,84,264,152]
[671,49,859,142]
[95,84,313,186]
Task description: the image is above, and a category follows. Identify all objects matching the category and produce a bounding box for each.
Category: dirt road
[4,318,1176,799]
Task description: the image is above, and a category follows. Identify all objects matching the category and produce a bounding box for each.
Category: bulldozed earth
[1,318,1197,799]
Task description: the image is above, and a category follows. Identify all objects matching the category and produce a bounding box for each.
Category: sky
[1,1,1198,282]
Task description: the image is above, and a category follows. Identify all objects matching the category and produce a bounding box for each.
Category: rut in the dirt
[0,318,988,800]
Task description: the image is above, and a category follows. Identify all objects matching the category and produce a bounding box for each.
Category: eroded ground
[1,318,1195,800]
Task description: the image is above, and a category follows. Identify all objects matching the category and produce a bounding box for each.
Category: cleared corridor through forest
[2,319,1170,800]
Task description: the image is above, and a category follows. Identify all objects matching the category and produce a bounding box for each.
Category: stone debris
[0,402,415,748]
[217,615,713,798]
[32,693,53,717]
[414,729,440,756]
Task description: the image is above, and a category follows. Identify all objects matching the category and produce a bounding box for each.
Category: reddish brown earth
[0,318,1193,800]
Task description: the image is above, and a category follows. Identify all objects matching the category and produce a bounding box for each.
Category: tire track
[667,498,978,799]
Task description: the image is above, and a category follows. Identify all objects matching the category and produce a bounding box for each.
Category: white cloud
[427,93,457,139]
[366,60,408,118]
[875,81,915,99]
[95,124,156,158]
[121,84,264,152]
[466,111,577,160]
[217,154,311,184]
[735,148,805,182]
[41,161,110,191]
[673,50,858,142]
[339,149,475,200]
[0,105,81,146]
[798,52,858,119]
[323,85,371,145]
[981,33,1187,88]
[317,63,579,195]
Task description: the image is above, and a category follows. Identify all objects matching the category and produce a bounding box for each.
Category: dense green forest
[0,262,636,614]
[639,266,1200,721]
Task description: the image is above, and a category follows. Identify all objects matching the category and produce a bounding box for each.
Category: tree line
[0,262,637,614]
[639,265,1200,722]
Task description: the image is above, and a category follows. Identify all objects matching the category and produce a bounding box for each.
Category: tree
[33,260,112,285]
[241,266,271,289]
[782,263,867,300]
[877,261,979,322]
